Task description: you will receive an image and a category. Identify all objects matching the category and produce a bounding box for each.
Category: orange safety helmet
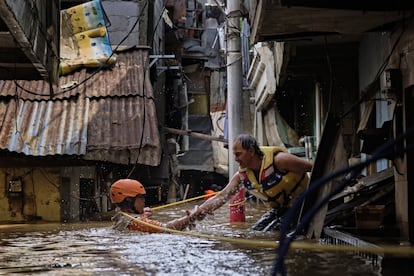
[204,189,216,200]
[109,179,146,204]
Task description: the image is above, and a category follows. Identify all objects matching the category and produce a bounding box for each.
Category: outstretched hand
[143,207,153,218]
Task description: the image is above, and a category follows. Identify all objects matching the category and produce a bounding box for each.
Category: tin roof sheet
[0,47,152,100]
[0,48,161,166]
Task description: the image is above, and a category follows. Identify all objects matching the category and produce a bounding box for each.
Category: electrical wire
[4,0,149,97]
[324,36,334,114]
[340,23,406,120]
[271,17,410,275]
[126,0,169,178]
[55,0,149,96]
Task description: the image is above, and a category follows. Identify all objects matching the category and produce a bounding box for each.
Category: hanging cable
[340,23,406,120]
[126,0,174,178]
[3,0,149,97]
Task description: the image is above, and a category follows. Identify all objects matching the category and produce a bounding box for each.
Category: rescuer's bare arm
[164,211,194,231]
[274,152,313,174]
[189,172,242,221]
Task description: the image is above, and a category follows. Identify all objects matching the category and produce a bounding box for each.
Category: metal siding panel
[0,48,160,165]
[84,96,161,166]
[0,48,152,100]
[0,98,88,156]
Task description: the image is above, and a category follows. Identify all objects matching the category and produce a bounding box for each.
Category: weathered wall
[358,18,414,240]
[358,32,391,173]
[0,166,99,223]
[0,168,61,222]
[358,33,390,91]
[389,18,414,89]
[388,18,414,241]
[102,0,143,46]
[61,166,97,222]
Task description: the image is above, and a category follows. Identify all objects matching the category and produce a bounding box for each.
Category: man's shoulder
[260,146,287,154]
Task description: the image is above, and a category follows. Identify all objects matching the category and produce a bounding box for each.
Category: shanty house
[0,47,164,222]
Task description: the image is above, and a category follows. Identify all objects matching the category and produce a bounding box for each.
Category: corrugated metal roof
[85,96,160,165]
[0,98,88,156]
[0,47,161,166]
[0,47,152,100]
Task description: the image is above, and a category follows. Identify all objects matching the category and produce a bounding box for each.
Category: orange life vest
[112,210,163,233]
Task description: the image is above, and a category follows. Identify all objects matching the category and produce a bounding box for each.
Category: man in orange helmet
[109,179,194,232]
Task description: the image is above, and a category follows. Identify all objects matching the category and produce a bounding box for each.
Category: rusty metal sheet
[0,98,88,156]
[0,48,161,166]
[85,96,161,166]
[0,47,152,100]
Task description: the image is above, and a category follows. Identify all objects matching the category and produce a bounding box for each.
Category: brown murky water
[0,200,380,275]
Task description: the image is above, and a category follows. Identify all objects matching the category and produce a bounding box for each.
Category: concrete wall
[389,18,414,89]
[102,0,143,46]
[0,166,98,223]
[388,18,414,241]
[0,168,61,222]
[61,166,97,222]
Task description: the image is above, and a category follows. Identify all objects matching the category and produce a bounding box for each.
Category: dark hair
[235,134,264,158]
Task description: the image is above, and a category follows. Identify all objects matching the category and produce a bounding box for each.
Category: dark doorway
[60,177,71,222]
[79,178,97,221]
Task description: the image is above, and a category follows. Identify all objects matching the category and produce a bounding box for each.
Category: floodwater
[0,200,381,275]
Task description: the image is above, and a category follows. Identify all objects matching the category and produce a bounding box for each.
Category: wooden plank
[164,127,227,143]
[0,1,46,73]
[303,113,349,239]
[330,167,394,201]
[0,0,59,82]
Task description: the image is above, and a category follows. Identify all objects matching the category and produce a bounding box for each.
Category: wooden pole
[164,127,228,143]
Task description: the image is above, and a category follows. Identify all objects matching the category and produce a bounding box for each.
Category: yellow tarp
[60,0,115,75]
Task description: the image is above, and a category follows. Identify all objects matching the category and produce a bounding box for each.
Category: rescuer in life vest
[188,134,314,231]
[109,179,195,232]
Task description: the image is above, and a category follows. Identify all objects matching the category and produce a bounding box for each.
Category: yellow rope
[120,212,414,256]
[228,198,246,207]
[152,192,249,210]
[151,192,219,210]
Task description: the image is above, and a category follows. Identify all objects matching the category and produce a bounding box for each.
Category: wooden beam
[0,1,47,72]
[304,114,349,239]
[0,0,59,82]
[330,167,394,201]
[164,127,228,143]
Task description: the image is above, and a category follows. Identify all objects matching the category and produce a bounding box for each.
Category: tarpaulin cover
[60,0,115,75]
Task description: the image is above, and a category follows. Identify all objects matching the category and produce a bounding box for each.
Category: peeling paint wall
[0,168,61,222]
[0,166,98,223]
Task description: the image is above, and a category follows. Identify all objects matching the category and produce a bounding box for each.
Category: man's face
[232,141,253,168]
[133,194,146,214]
